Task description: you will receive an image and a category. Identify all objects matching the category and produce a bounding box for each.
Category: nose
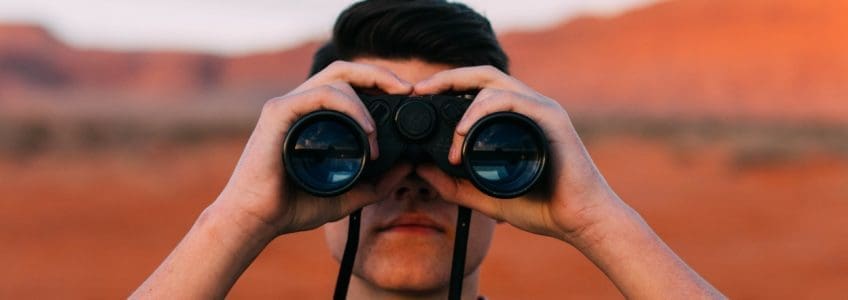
[392,172,435,202]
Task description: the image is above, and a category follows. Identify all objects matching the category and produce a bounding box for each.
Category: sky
[0,0,656,55]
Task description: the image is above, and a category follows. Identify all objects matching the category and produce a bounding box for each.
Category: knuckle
[472,65,501,77]
[330,81,357,95]
[327,60,350,70]
[476,88,494,98]
[541,99,560,110]
[430,69,449,79]
[312,85,345,101]
[366,63,390,74]
[261,96,286,112]
[282,85,348,112]
[321,88,348,108]
[478,88,502,99]
[481,65,500,73]
[324,61,352,77]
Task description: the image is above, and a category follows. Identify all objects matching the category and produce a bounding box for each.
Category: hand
[413,65,624,245]
[214,61,415,240]
[414,66,724,298]
[131,61,419,299]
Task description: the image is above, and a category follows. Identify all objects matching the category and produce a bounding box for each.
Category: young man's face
[323,58,498,293]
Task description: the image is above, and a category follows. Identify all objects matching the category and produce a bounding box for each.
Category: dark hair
[309,0,509,76]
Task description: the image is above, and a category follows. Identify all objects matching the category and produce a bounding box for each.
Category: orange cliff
[501,0,848,123]
[0,24,316,100]
[2,0,848,122]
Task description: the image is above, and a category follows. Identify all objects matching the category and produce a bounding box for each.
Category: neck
[346,268,481,300]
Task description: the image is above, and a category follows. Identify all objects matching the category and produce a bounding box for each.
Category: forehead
[351,57,453,84]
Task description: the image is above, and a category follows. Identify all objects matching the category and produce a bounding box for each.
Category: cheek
[323,218,349,262]
[466,212,497,271]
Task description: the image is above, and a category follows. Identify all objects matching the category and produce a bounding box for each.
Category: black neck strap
[332,206,472,300]
[333,209,361,300]
[449,206,472,300]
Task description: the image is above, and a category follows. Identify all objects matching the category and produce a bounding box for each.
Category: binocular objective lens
[285,112,367,196]
[464,113,546,198]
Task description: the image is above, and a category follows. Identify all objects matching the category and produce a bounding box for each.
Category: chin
[364,266,446,293]
[356,236,453,292]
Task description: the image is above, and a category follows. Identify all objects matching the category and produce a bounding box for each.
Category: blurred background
[1,0,846,298]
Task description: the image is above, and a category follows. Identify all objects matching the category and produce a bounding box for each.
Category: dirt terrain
[1,133,844,299]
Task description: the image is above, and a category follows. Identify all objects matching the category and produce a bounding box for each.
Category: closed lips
[378,214,446,233]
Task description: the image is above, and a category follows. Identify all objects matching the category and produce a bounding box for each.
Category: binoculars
[282,94,548,198]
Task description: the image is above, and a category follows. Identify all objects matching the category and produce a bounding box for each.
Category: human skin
[322,59,496,300]
[131,58,724,299]
[412,63,725,299]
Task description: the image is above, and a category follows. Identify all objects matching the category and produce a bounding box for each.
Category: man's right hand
[213,61,415,240]
[131,61,414,299]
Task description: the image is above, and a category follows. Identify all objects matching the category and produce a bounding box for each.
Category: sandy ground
[0,136,845,299]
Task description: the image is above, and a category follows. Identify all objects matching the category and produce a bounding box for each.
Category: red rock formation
[0,24,315,99]
[501,0,848,123]
[221,41,319,91]
[1,0,847,121]
[0,24,61,49]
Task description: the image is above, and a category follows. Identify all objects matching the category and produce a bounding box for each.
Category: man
[132,0,724,299]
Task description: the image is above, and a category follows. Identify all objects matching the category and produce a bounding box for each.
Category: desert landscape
[1,0,846,298]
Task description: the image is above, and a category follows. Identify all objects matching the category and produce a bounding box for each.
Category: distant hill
[501,0,848,123]
[0,24,317,100]
[1,0,847,122]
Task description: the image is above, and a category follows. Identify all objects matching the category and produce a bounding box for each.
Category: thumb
[415,164,504,221]
[338,163,416,216]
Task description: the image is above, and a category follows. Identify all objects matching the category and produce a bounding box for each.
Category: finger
[328,81,358,99]
[270,86,380,159]
[415,164,504,221]
[455,88,519,135]
[303,61,413,95]
[446,89,510,164]
[447,88,518,163]
[338,163,414,216]
[329,82,380,160]
[448,88,565,164]
[414,65,523,95]
[448,124,465,165]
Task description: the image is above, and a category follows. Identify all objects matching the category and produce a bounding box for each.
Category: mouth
[377,214,446,234]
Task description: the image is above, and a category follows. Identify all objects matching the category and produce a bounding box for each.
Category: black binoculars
[282,94,548,198]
